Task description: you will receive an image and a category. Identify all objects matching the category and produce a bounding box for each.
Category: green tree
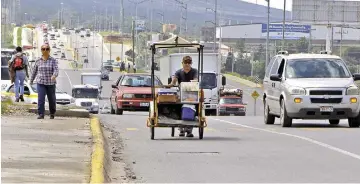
[235,39,245,56]
[295,37,309,53]
[225,52,234,72]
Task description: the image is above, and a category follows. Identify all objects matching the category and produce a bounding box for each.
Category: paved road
[99,112,360,183]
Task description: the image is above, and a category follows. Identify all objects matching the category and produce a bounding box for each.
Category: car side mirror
[168,77,172,84]
[111,84,118,89]
[353,73,360,81]
[222,76,226,86]
[270,74,281,81]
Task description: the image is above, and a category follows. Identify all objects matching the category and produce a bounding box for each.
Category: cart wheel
[150,120,155,140]
[171,127,175,137]
[199,127,204,139]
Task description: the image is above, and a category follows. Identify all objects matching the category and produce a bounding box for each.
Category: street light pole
[266,0,270,67]
[282,0,286,50]
[214,0,217,52]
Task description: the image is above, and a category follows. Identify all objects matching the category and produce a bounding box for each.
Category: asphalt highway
[37,29,360,183]
[100,113,360,183]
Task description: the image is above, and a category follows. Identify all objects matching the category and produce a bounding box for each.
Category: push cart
[146,37,207,140]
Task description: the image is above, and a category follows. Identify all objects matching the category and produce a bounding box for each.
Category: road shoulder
[100,121,139,183]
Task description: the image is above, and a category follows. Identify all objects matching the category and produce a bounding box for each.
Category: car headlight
[346,86,359,95]
[123,94,134,98]
[288,87,306,95]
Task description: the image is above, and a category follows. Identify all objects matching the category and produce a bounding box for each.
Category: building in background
[162,24,177,33]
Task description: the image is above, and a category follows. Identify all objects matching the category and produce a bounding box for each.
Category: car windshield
[120,75,162,87]
[30,84,38,92]
[285,58,351,78]
[220,98,243,104]
[2,56,12,66]
[1,67,10,80]
[72,88,98,98]
[200,73,217,89]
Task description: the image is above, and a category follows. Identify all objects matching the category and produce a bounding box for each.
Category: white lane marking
[63,70,73,86]
[211,118,360,161]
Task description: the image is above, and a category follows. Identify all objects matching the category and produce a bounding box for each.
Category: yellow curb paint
[205,127,215,131]
[126,128,138,131]
[90,116,105,183]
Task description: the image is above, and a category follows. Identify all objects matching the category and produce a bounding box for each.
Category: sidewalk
[1,111,91,182]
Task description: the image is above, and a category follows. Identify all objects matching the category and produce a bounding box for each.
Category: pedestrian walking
[8,46,29,102]
[128,62,130,72]
[30,44,59,119]
[133,63,137,73]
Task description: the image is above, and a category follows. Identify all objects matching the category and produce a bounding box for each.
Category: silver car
[263,52,360,127]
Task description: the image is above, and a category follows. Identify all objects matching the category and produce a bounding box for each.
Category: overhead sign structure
[292,0,360,24]
[261,24,311,40]
[135,20,146,31]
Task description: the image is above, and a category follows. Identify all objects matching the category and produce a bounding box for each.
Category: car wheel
[110,99,115,114]
[348,114,360,128]
[280,100,292,127]
[264,99,275,125]
[329,119,340,125]
[115,98,123,115]
[116,107,123,115]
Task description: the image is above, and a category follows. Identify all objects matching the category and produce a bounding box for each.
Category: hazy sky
[241,0,360,11]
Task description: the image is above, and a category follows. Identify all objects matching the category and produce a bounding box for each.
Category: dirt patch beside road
[101,123,139,183]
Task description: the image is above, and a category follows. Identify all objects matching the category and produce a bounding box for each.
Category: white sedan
[2,82,75,105]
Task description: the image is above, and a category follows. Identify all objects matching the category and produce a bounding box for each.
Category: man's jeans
[37,84,56,116]
[179,127,193,133]
[14,71,26,98]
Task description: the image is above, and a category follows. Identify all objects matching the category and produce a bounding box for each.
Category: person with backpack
[9,46,29,102]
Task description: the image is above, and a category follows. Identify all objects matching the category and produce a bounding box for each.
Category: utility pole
[101,37,104,66]
[214,0,217,52]
[282,0,286,50]
[60,2,64,29]
[132,20,135,64]
[150,0,153,33]
[266,0,270,67]
[120,0,124,33]
[340,2,345,57]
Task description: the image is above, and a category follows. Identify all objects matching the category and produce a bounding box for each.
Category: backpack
[13,56,24,70]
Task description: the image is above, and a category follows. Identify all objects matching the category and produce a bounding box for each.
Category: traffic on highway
[2,4,360,182]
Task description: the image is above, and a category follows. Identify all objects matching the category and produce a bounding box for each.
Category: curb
[28,108,90,118]
[89,115,106,183]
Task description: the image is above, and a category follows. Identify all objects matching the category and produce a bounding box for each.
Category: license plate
[140,102,149,107]
[320,106,333,112]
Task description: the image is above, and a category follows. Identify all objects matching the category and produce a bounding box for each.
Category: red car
[218,88,247,116]
[110,73,163,115]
